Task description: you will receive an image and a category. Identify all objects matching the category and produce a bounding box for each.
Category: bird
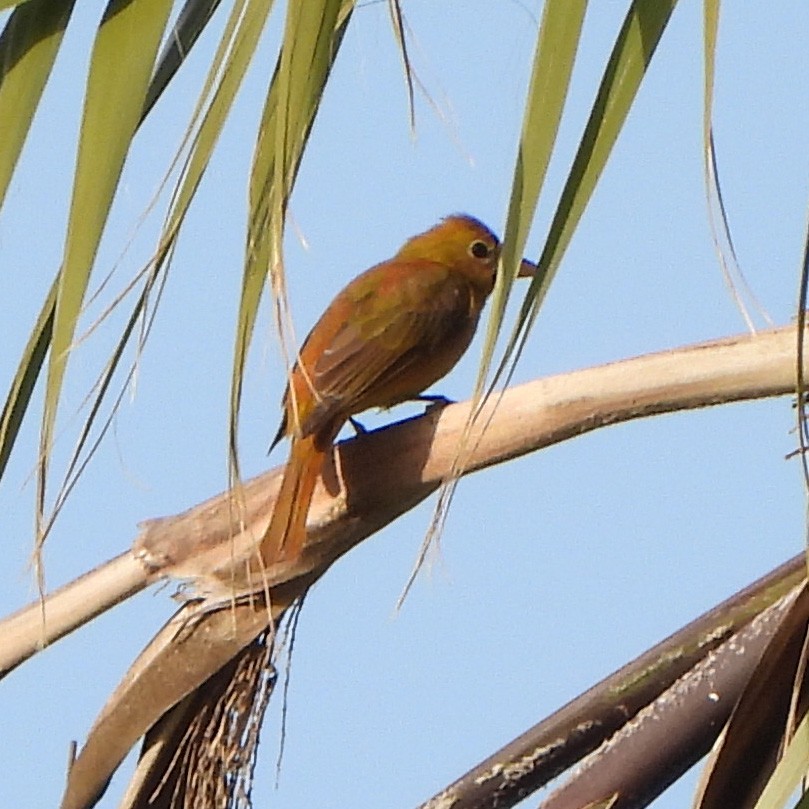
[260,214,536,567]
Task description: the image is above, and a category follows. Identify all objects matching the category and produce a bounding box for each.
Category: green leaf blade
[38,0,173,530]
[0,0,76,212]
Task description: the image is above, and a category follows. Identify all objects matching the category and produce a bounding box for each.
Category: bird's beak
[517,257,538,278]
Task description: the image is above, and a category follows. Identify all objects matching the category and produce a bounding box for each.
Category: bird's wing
[300,264,474,433]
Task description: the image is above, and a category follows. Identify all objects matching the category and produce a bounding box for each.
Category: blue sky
[1,2,808,807]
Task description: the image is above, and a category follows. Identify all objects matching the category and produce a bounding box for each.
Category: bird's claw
[348,416,368,435]
[414,394,454,413]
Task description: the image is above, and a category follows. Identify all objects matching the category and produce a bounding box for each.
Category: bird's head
[394,214,536,293]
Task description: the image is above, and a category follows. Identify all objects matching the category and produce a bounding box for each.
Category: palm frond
[35,0,174,554]
[0,0,75,210]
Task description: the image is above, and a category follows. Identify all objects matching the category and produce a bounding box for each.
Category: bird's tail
[259,432,326,567]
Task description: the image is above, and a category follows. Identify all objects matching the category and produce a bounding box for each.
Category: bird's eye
[470,240,491,260]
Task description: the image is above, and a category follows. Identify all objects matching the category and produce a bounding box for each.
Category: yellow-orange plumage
[260,214,536,566]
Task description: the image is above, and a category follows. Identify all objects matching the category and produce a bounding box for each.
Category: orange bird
[260,214,536,566]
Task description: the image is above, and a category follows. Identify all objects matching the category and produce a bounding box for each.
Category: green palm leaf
[36,0,173,548]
